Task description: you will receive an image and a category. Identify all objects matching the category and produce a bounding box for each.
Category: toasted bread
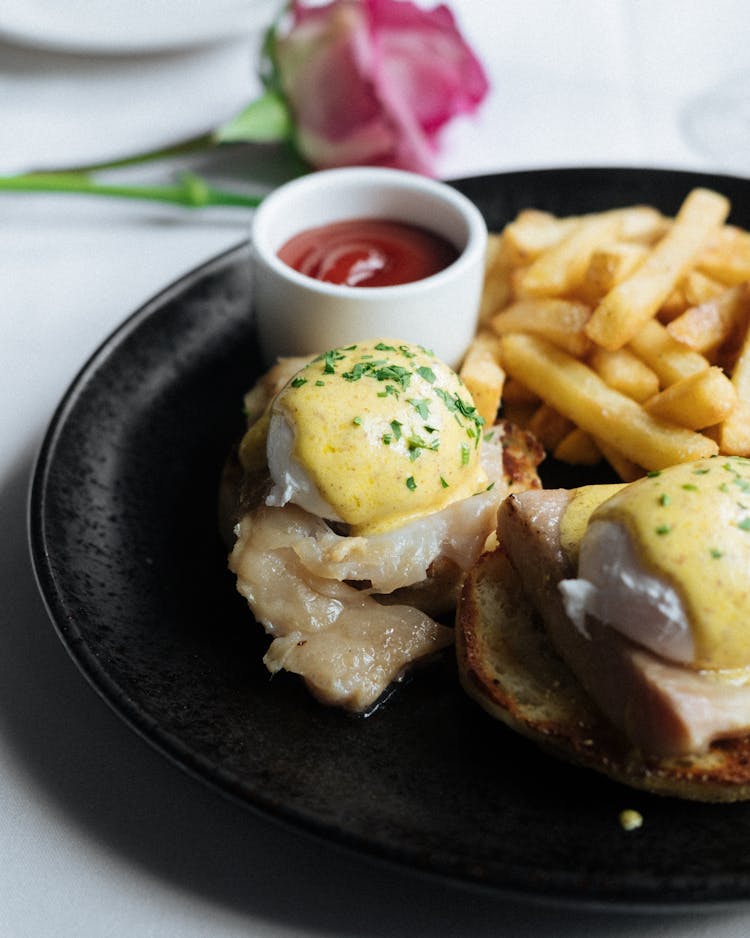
[457,546,750,802]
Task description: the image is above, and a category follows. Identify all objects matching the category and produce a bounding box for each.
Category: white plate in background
[0,0,280,54]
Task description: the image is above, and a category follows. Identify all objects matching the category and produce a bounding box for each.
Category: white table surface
[4,1,750,935]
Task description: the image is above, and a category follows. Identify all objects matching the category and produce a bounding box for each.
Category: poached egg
[245,339,488,535]
[559,456,750,671]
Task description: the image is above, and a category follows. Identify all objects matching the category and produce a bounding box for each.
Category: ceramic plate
[29,168,750,908]
[0,0,277,54]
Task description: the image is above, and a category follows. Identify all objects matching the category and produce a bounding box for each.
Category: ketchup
[277,218,458,287]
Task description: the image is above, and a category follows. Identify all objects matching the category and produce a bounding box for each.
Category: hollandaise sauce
[277,219,458,288]
[589,456,750,670]
[264,340,487,535]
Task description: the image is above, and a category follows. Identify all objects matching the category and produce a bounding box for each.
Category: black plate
[29,168,750,908]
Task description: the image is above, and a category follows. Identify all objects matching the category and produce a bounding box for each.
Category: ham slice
[498,489,750,757]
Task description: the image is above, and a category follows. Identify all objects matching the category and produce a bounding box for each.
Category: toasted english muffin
[456,546,750,802]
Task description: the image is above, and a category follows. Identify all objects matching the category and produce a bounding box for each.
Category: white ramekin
[251,167,487,369]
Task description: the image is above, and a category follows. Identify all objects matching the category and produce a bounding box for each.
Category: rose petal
[276,0,488,174]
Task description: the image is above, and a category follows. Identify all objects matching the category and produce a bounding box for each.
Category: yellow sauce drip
[559,482,627,566]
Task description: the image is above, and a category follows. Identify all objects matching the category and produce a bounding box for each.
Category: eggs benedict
[457,456,750,801]
[227,339,542,712]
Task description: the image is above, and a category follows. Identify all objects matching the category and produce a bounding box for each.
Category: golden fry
[697,225,750,286]
[500,333,718,470]
[527,403,574,451]
[516,212,622,297]
[554,428,602,466]
[579,241,648,305]
[628,319,710,386]
[491,297,592,357]
[644,366,737,430]
[585,188,730,350]
[666,283,750,355]
[478,233,513,324]
[588,346,659,402]
[593,438,645,482]
[682,269,728,307]
[616,205,669,244]
[502,377,540,406]
[718,325,750,455]
[501,210,578,266]
[459,330,505,426]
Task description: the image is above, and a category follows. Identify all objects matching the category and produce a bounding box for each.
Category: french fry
[491,298,592,357]
[593,438,645,482]
[658,286,691,323]
[644,366,737,430]
[666,283,750,355]
[718,325,750,455]
[487,193,750,470]
[616,205,669,244]
[657,270,725,324]
[459,329,505,426]
[579,241,648,305]
[501,398,539,428]
[588,346,659,402]
[585,188,730,350]
[554,428,602,466]
[478,233,513,324]
[682,269,727,307]
[697,225,750,285]
[516,212,623,296]
[499,333,718,470]
[502,377,540,406]
[527,403,574,450]
[501,210,578,266]
[627,319,710,386]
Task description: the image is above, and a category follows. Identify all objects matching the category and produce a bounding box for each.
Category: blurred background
[3,1,750,936]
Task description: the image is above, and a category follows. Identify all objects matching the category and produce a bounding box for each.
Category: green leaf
[215,90,292,144]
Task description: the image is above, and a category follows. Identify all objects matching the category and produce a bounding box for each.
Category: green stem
[57,132,217,175]
[0,170,262,209]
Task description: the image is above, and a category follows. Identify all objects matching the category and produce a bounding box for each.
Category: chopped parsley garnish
[406,476,417,491]
[416,366,436,383]
[460,443,470,466]
[321,348,346,374]
[647,470,662,478]
[406,434,440,460]
[375,363,411,388]
[352,416,362,426]
[655,524,672,536]
[710,547,724,559]
[681,483,698,492]
[390,420,402,441]
[658,493,671,507]
[440,476,449,488]
[738,518,750,531]
[408,398,431,420]
[291,376,307,388]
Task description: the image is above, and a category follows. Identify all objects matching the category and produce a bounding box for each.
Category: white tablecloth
[3,2,750,934]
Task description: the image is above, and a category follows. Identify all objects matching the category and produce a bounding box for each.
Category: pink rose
[275,0,489,175]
